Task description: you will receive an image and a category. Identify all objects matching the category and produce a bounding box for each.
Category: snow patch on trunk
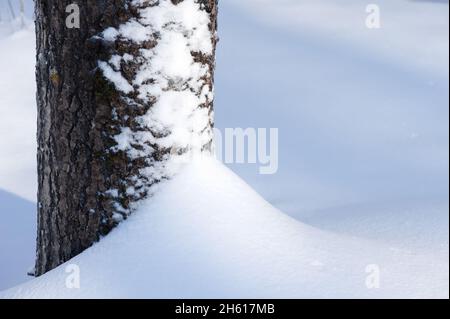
[97,0,216,216]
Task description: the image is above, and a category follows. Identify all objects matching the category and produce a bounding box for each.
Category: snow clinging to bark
[98,0,216,214]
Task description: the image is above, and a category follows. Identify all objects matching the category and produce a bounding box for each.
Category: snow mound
[1,157,447,298]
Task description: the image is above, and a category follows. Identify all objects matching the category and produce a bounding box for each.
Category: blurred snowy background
[0,0,448,297]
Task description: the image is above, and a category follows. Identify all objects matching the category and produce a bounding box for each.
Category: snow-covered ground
[0,0,448,298]
[0,190,35,291]
[0,23,36,202]
[1,157,447,298]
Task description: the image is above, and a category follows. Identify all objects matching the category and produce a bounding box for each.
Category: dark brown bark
[35,0,218,276]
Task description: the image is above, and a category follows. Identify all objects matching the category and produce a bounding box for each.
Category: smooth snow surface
[0,190,35,290]
[1,157,448,298]
[0,26,36,202]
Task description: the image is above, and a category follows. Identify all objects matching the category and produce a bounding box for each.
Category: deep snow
[0,0,448,298]
[1,157,448,298]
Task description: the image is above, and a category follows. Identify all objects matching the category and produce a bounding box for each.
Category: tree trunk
[35,0,218,276]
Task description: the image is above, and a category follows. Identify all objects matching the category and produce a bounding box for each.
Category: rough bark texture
[35,0,218,276]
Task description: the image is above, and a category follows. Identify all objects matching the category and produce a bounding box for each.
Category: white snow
[0,24,36,202]
[230,0,449,77]
[0,190,35,290]
[129,0,214,153]
[1,157,447,298]
[98,61,134,94]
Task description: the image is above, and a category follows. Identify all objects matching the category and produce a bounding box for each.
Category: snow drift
[1,157,447,299]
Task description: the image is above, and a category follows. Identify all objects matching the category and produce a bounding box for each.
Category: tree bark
[35,0,218,276]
